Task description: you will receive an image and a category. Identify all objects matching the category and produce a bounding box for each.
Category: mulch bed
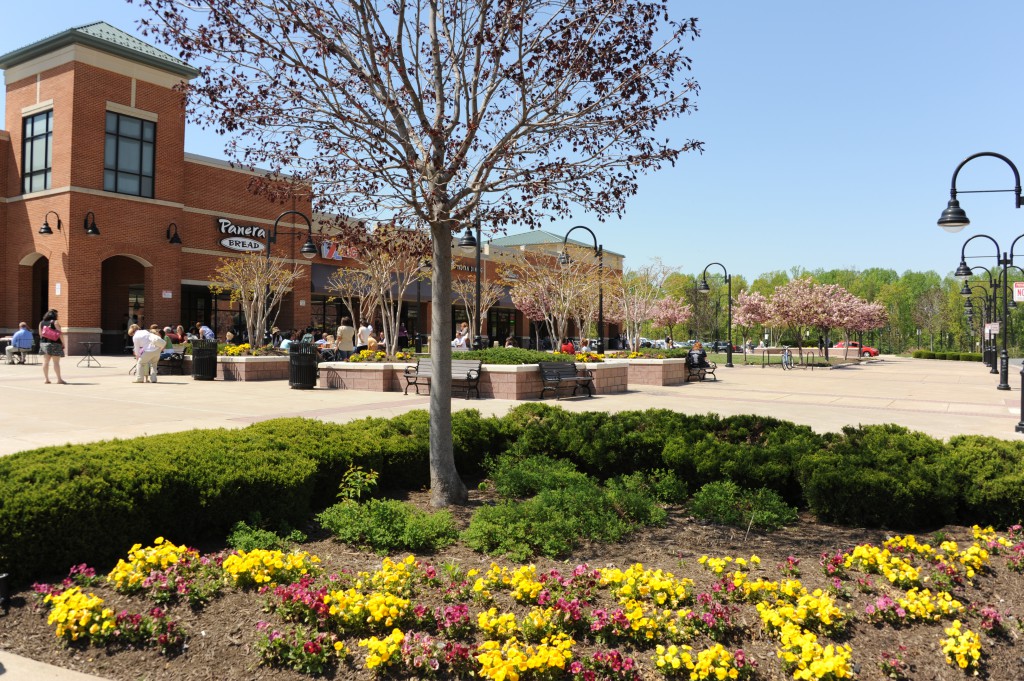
[2,490,1023,680]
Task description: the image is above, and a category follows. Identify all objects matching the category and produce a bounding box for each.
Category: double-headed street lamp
[958,268,998,370]
[953,234,1020,390]
[697,262,733,367]
[938,151,1024,431]
[458,218,483,350]
[559,226,604,352]
[962,287,992,367]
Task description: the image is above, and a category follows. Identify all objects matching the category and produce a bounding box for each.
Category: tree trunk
[428,224,468,507]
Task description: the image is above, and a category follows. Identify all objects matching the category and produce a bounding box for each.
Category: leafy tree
[137,0,703,506]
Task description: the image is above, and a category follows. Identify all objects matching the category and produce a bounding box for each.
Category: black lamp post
[458,218,483,350]
[963,293,990,362]
[268,210,317,260]
[559,226,604,352]
[953,233,1024,390]
[698,262,733,367]
[938,151,1024,431]
[959,275,997,370]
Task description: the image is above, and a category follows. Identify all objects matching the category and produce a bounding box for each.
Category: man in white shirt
[356,322,371,352]
[129,323,167,383]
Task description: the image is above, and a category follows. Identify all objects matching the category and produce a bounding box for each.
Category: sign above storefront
[217,217,267,253]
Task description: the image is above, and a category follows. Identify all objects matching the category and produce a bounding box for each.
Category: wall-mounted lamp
[166,222,182,245]
[83,211,100,237]
[39,210,62,235]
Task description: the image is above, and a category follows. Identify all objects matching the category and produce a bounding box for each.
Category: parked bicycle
[781,345,794,370]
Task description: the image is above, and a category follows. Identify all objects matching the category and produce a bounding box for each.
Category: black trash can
[191,339,218,381]
[289,342,318,389]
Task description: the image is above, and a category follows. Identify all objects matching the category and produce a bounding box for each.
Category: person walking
[335,316,356,360]
[130,323,167,383]
[38,309,67,384]
[5,322,33,364]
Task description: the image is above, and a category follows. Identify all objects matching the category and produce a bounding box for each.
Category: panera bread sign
[217,218,267,252]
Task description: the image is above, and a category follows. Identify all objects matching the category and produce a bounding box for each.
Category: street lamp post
[458,218,484,350]
[959,275,996,369]
[698,262,733,367]
[265,210,317,338]
[938,151,1024,431]
[962,280,995,366]
[953,234,1024,390]
[559,226,604,351]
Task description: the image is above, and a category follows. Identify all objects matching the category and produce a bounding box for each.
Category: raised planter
[317,362,409,392]
[314,360,630,398]
[627,358,690,386]
[182,355,291,381]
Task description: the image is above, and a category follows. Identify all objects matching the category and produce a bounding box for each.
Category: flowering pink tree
[733,290,771,347]
[843,300,889,356]
[767,278,860,360]
[607,262,670,352]
[650,297,692,343]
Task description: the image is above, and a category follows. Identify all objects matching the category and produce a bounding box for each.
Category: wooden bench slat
[403,358,482,399]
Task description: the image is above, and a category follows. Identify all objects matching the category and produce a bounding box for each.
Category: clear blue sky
[3,2,1024,283]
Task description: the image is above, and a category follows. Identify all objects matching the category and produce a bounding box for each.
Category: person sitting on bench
[689,341,711,368]
[5,322,33,364]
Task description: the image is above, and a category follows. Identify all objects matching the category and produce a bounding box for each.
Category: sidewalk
[0,354,1020,680]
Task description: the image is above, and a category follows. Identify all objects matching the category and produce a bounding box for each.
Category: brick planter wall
[317,362,410,391]
[314,361,630,398]
[182,356,291,381]
[627,358,689,386]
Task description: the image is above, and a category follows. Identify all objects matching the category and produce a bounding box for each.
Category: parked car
[833,341,879,357]
[708,340,740,352]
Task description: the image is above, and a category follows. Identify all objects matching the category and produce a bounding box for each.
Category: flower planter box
[627,358,690,386]
[182,355,291,381]
[317,362,409,391]
[314,360,630,398]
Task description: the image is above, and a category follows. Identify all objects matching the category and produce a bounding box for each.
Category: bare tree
[208,254,303,348]
[499,248,599,344]
[137,0,703,506]
[451,275,504,346]
[325,267,376,328]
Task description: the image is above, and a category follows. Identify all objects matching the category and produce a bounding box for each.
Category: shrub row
[912,350,983,361]
[3,406,1024,581]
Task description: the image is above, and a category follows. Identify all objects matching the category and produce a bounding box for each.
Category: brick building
[0,23,620,355]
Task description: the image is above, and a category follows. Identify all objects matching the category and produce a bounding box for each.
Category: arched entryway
[16,253,49,326]
[100,255,148,354]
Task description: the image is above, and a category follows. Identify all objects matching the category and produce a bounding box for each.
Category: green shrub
[935,352,948,360]
[463,473,665,560]
[964,352,983,362]
[227,517,307,552]
[923,351,936,359]
[946,352,961,361]
[0,429,319,582]
[489,455,589,498]
[689,480,798,531]
[912,350,924,358]
[944,435,1024,526]
[459,347,571,365]
[317,499,458,554]
[798,424,955,529]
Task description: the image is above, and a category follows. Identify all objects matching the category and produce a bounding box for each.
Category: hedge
[4,407,1024,583]
[912,350,984,361]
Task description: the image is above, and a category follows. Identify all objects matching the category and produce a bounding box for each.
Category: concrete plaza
[0,353,1020,457]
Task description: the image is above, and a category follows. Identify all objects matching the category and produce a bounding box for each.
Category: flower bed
[25,525,1021,679]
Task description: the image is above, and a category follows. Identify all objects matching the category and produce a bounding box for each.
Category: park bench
[686,353,717,382]
[403,358,482,399]
[538,361,595,399]
[157,345,186,375]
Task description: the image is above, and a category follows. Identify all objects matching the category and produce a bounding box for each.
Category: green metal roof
[0,22,198,78]
[489,229,622,258]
